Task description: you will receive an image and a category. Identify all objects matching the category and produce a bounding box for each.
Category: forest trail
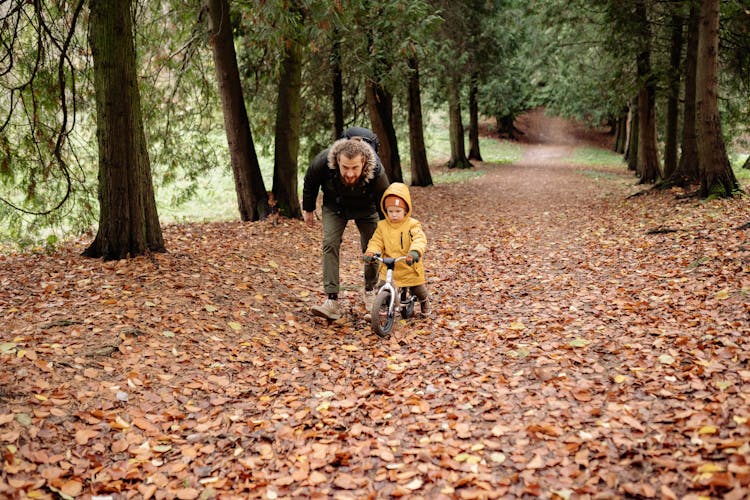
[1,111,749,497]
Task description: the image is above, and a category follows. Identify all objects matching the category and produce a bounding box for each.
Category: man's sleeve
[365,223,385,255]
[372,166,390,218]
[302,151,327,212]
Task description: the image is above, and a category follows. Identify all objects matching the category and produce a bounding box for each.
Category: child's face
[386,206,407,223]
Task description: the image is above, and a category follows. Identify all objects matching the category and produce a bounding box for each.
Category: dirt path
[1,112,748,498]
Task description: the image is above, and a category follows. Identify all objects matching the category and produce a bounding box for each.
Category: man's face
[339,154,364,186]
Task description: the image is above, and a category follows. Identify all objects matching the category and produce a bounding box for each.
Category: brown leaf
[74,428,99,445]
[137,484,158,499]
[526,454,545,469]
[58,480,83,497]
[308,471,327,485]
[333,473,358,490]
[173,488,200,500]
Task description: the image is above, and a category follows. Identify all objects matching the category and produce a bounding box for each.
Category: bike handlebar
[363,254,409,266]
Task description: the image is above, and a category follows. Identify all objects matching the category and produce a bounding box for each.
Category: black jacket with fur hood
[302,128,389,220]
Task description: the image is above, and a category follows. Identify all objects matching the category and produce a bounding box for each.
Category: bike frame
[377,263,399,316]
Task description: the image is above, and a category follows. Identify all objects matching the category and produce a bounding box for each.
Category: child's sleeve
[408,222,427,258]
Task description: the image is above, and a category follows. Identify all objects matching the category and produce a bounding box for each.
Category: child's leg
[411,285,431,316]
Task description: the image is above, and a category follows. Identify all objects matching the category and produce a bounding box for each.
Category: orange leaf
[308,471,327,485]
[173,488,200,500]
[59,480,83,497]
[526,454,545,469]
[74,429,99,445]
[138,484,158,499]
[333,473,358,490]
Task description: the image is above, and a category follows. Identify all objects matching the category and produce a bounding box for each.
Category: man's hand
[303,211,316,227]
[363,252,375,263]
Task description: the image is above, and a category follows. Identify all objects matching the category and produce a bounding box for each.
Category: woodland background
[1,0,750,498]
[1,109,749,499]
[1,0,749,256]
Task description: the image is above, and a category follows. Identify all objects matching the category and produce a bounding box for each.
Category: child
[364,182,431,317]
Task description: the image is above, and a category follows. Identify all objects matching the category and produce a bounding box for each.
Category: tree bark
[272,28,303,219]
[83,0,165,260]
[366,80,402,182]
[467,74,482,162]
[635,0,660,184]
[331,29,344,141]
[663,11,684,180]
[667,3,700,188]
[696,0,740,198]
[495,114,520,140]
[406,57,432,187]
[447,75,471,169]
[207,0,269,221]
[613,111,627,154]
[626,103,638,172]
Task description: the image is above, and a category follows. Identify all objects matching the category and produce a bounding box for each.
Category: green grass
[569,146,627,166]
[579,169,624,181]
[477,138,524,164]
[732,153,749,183]
[431,169,485,184]
[157,169,238,224]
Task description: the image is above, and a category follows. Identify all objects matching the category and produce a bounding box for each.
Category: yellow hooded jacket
[365,182,427,287]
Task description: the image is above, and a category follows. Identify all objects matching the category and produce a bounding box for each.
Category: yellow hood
[379,182,412,218]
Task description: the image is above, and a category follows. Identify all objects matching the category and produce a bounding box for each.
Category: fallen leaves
[1,120,749,498]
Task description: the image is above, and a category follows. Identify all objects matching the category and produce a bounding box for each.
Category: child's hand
[363,252,375,263]
[406,251,420,264]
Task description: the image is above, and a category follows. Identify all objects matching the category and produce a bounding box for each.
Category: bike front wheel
[371,291,395,337]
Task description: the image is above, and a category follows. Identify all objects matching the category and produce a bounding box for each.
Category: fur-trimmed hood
[326,137,378,184]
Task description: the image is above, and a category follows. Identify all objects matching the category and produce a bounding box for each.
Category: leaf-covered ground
[1,112,749,499]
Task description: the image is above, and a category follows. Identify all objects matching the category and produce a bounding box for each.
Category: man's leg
[355,212,380,291]
[311,207,348,320]
[321,206,348,295]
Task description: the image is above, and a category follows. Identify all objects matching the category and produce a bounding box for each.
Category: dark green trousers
[321,205,379,294]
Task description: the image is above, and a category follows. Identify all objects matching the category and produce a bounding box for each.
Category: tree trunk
[467,75,482,162]
[272,28,303,219]
[495,114,520,140]
[406,57,432,187]
[366,80,402,182]
[667,3,700,188]
[447,75,471,169]
[626,103,638,172]
[696,0,740,198]
[663,11,684,180]
[635,0,660,184]
[83,0,165,260]
[331,29,344,141]
[613,111,627,154]
[207,0,269,221]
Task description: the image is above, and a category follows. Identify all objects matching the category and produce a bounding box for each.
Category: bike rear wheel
[371,291,394,337]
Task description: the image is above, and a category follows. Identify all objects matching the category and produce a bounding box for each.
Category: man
[302,127,389,320]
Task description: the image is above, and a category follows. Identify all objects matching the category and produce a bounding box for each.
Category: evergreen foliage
[0,0,748,248]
